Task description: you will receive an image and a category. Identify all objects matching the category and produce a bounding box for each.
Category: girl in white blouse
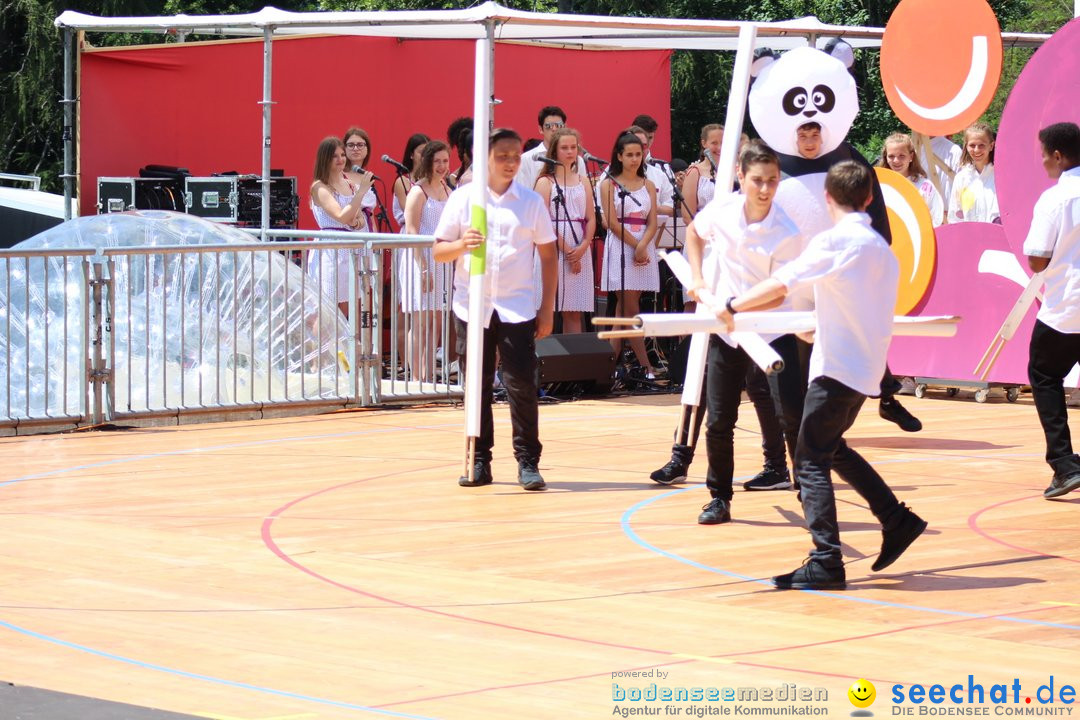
[879,132,945,226]
[948,123,1000,224]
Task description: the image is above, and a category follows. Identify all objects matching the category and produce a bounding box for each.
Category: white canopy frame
[54,1,1051,467]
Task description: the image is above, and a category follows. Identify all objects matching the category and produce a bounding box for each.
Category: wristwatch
[725,296,738,315]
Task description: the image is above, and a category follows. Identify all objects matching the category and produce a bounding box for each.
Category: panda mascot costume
[749,42,891,242]
[748,42,922,434]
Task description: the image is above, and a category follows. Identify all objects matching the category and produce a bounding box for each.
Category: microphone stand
[550,167,572,319]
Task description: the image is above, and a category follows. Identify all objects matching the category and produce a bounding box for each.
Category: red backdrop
[79,35,672,228]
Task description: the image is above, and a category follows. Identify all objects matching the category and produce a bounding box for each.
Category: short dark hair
[825,160,873,210]
[1039,122,1080,165]
[446,117,472,150]
[632,114,658,133]
[489,127,522,148]
[797,122,822,133]
[739,139,780,173]
[537,106,567,127]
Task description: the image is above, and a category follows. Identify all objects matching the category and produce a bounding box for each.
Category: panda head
[749,46,859,158]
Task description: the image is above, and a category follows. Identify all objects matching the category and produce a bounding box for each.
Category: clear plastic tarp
[0,211,353,418]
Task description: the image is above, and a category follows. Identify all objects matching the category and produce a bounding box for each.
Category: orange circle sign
[874,167,937,315]
[881,0,1002,136]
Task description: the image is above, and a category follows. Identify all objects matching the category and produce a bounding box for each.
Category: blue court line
[0,618,437,719]
[621,484,1080,632]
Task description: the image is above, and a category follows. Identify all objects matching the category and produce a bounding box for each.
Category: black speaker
[535,333,617,395]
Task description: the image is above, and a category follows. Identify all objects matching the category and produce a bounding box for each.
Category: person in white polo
[717,160,926,590]
[434,127,558,492]
[1024,122,1080,500]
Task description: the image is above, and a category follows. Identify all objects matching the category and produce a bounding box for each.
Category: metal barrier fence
[0,230,460,434]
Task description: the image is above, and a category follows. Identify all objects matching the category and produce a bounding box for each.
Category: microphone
[537,155,559,167]
[646,157,669,168]
[582,150,606,165]
[381,154,411,176]
[353,165,380,181]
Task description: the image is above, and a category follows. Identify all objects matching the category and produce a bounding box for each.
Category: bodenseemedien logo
[849,679,877,716]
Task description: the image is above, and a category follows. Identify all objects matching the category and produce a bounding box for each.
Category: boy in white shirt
[435,128,558,491]
[1023,122,1080,499]
[718,161,927,589]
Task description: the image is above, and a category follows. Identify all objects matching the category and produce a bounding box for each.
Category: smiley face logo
[848,679,876,709]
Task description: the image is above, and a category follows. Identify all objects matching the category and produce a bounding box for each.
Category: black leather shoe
[743,466,792,491]
[517,461,547,491]
[773,559,846,590]
[458,460,493,487]
[697,498,731,525]
[1045,471,1080,499]
[873,504,928,571]
[650,444,693,485]
[879,398,922,432]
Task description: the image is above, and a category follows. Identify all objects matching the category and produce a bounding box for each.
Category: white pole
[259,27,273,241]
[680,23,758,408]
[463,22,494,460]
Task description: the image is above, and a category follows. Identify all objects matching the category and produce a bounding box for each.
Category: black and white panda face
[749,47,859,157]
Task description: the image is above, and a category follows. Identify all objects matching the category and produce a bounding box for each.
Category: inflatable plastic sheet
[1,211,352,419]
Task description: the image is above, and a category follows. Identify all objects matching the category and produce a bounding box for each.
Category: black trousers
[682,363,786,472]
[1028,320,1080,476]
[797,376,902,568]
[704,335,801,499]
[454,315,541,464]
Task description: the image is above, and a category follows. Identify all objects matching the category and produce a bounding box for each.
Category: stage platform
[1,392,1078,719]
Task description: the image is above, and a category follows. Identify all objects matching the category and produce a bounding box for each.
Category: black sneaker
[872,504,928,571]
[879,398,922,432]
[458,460,493,487]
[772,559,846,590]
[1044,471,1080,499]
[697,498,731,525]
[517,461,547,491]
[650,444,693,486]
[743,466,792,491]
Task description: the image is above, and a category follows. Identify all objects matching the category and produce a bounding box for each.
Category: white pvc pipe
[629,312,961,338]
[464,24,493,441]
[681,23,758,405]
[260,27,273,241]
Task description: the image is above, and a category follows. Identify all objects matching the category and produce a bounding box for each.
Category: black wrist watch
[725,296,738,315]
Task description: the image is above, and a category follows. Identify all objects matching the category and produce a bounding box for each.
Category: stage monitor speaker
[535,333,616,395]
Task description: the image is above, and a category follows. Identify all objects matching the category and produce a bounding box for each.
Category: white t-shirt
[773,212,899,397]
[919,136,962,204]
[948,163,999,224]
[434,180,556,326]
[515,144,587,192]
[693,193,806,346]
[1023,166,1080,334]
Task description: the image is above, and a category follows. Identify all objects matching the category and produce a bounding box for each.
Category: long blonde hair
[878,133,928,179]
[959,123,996,168]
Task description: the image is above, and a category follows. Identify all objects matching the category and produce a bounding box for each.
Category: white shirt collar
[835,211,872,227]
[1059,166,1080,182]
[740,197,778,234]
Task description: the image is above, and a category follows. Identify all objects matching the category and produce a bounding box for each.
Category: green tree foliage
[0,0,1071,192]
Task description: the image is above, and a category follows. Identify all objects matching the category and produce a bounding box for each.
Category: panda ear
[750,48,779,78]
[820,38,855,69]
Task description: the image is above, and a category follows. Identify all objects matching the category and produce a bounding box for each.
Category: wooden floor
[1,389,1079,719]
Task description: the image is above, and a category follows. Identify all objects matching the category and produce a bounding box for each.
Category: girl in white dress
[948,123,999,224]
[600,132,659,377]
[401,141,451,381]
[534,128,597,334]
[879,132,945,226]
[308,136,375,318]
[681,123,724,223]
[392,133,430,229]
